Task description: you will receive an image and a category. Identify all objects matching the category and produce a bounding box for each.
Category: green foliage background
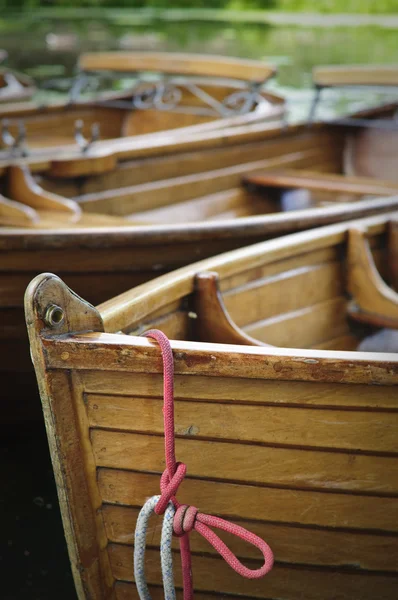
[0,0,396,13]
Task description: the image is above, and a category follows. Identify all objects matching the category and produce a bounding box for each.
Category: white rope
[134,495,176,600]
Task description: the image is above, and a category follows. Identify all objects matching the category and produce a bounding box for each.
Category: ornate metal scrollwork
[222,89,259,116]
[128,78,260,117]
[132,81,183,111]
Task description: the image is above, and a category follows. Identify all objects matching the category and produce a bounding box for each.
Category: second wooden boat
[2,106,398,422]
[25,211,398,599]
[2,65,398,421]
[0,52,283,159]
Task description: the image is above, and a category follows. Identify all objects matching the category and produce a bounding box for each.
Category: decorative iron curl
[132,82,182,111]
[222,89,259,116]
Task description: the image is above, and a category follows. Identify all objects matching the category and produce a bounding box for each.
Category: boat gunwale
[41,331,398,383]
[0,194,397,249]
[90,211,397,333]
[0,99,394,177]
[0,115,291,175]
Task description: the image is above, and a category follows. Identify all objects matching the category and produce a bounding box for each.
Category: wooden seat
[244,169,398,197]
[313,65,398,88]
[309,64,398,125]
[78,52,276,85]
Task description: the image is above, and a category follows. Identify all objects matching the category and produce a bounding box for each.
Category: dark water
[1,15,398,120]
[1,424,75,600]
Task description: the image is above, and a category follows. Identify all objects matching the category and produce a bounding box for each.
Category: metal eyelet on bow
[74,119,100,153]
[1,118,27,156]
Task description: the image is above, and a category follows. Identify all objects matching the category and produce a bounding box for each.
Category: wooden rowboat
[2,63,391,181]
[0,68,36,103]
[3,65,398,421]
[0,52,283,159]
[3,104,398,421]
[25,211,398,600]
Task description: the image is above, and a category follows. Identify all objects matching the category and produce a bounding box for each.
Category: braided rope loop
[142,329,274,600]
[134,495,176,600]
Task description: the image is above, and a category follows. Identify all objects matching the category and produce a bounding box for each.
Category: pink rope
[143,329,274,599]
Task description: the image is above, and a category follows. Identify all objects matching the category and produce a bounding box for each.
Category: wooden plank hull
[2,113,398,421]
[25,214,398,599]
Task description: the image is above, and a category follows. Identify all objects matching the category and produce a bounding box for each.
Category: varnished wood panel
[218,246,340,292]
[98,469,398,533]
[126,310,190,339]
[313,64,398,87]
[108,544,398,600]
[245,297,351,348]
[79,52,276,82]
[87,394,398,453]
[78,148,338,216]
[81,370,398,410]
[91,429,398,494]
[223,261,344,327]
[102,504,398,572]
[71,133,344,196]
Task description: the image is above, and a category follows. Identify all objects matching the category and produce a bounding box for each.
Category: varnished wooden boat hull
[25,212,398,599]
[2,112,398,422]
[0,83,284,161]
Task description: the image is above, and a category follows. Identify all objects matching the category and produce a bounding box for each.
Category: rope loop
[134,495,177,600]
[142,329,274,600]
[195,513,274,578]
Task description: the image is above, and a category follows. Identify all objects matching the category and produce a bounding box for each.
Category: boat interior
[0,52,282,156]
[100,213,398,354]
[1,107,398,230]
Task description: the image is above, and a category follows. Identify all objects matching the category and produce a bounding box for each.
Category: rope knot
[143,328,274,600]
[174,505,198,536]
[155,461,187,516]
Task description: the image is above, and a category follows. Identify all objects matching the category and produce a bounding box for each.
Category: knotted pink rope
[143,329,274,600]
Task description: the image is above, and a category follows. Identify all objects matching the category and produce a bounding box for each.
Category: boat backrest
[78,52,276,85]
[308,64,398,125]
[313,64,398,88]
[244,168,398,197]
